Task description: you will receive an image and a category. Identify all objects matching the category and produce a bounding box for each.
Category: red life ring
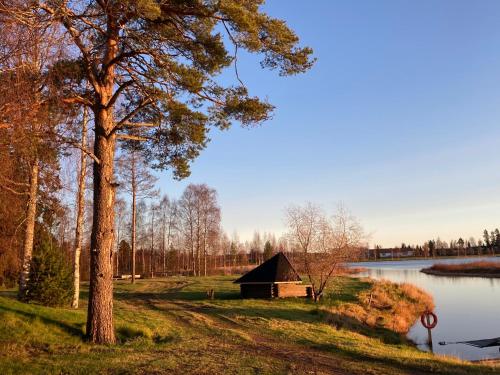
[420,311,438,329]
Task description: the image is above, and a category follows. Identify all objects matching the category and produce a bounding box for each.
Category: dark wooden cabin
[234,252,312,298]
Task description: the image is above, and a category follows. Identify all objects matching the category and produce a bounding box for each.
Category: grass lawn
[0,276,499,374]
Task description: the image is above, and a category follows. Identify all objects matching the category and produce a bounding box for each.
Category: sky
[155,0,500,248]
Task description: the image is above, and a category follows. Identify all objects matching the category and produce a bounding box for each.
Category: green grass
[0,276,499,374]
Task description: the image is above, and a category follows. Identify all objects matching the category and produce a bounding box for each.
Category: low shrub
[25,234,73,307]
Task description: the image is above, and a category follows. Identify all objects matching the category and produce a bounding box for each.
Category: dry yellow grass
[424,261,500,276]
[324,279,433,334]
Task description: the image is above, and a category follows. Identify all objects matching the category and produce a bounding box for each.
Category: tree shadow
[113,279,241,302]
[200,303,406,346]
[316,310,405,344]
[0,303,84,338]
[0,290,17,298]
[295,336,427,374]
[197,304,434,374]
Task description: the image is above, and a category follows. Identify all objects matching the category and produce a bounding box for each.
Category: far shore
[353,254,500,264]
[421,261,500,278]
[421,269,500,278]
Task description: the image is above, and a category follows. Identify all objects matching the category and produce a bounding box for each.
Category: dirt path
[116,279,429,375]
[162,299,421,375]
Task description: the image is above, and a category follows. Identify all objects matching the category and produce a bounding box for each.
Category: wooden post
[425,314,433,352]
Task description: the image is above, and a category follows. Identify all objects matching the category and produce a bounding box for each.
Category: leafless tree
[71,107,89,308]
[114,198,127,275]
[286,203,364,302]
[159,195,177,275]
[178,184,220,276]
[116,150,157,283]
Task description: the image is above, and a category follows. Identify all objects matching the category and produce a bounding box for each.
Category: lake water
[355,257,500,361]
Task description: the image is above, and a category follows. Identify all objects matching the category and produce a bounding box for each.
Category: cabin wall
[274,283,312,298]
[240,283,273,298]
[240,283,313,298]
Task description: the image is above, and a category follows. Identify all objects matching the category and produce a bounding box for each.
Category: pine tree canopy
[29,0,314,178]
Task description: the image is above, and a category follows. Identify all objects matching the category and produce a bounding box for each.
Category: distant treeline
[366,228,500,260]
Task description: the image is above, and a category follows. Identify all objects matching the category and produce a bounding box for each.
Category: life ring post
[420,311,438,352]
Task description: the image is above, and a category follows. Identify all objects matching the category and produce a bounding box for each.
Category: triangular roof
[234,252,302,284]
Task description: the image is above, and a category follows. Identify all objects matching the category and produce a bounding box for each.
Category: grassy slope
[0,276,498,375]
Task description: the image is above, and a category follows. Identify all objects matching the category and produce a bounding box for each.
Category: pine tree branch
[105,80,134,109]
[0,184,29,196]
[112,98,153,132]
[116,134,149,142]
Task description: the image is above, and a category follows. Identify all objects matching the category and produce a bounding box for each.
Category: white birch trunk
[18,158,39,299]
[72,107,88,308]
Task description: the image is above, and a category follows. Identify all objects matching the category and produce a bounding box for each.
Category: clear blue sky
[157,0,500,247]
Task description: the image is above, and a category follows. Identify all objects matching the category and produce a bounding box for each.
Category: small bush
[116,324,153,343]
[25,236,73,307]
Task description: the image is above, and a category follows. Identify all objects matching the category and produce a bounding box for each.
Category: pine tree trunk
[131,189,136,283]
[150,208,154,277]
[86,109,116,344]
[204,250,207,277]
[115,226,120,275]
[72,107,88,308]
[191,245,195,276]
[18,157,39,300]
[141,248,145,276]
[204,241,207,277]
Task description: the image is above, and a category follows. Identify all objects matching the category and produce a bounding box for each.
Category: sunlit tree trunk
[150,206,154,277]
[131,166,136,283]
[162,209,166,274]
[18,157,39,299]
[86,101,117,344]
[72,107,88,308]
[141,248,145,277]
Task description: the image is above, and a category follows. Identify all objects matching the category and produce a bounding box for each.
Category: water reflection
[354,257,500,361]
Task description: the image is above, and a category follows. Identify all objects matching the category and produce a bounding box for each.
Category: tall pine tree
[6,0,314,343]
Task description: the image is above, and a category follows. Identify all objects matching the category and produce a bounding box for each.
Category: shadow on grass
[0,303,84,338]
[0,290,17,298]
[113,278,241,302]
[198,302,406,346]
[295,336,477,375]
[115,324,177,345]
[318,310,405,345]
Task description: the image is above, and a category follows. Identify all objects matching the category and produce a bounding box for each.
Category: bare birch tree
[159,195,177,275]
[286,203,364,302]
[71,107,89,308]
[117,150,157,283]
[113,198,127,276]
[178,184,220,276]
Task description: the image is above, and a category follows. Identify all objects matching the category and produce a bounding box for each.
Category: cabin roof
[234,252,302,284]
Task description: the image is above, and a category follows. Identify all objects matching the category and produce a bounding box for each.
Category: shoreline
[421,269,500,278]
[353,255,500,264]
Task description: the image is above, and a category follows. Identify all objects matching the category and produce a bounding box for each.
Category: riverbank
[354,254,500,263]
[0,276,498,374]
[421,261,500,278]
